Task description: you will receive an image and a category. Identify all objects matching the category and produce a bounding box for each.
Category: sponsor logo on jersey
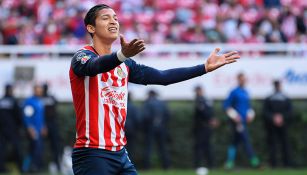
[100,87,126,108]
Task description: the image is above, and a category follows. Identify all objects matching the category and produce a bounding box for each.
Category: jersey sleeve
[23,100,34,129]
[71,50,122,77]
[224,90,235,110]
[124,59,206,85]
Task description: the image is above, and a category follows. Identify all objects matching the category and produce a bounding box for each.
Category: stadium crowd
[0,0,306,45]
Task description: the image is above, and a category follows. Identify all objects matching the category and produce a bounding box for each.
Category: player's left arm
[127,48,239,85]
[246,94,256,123]
[283,97,293,121]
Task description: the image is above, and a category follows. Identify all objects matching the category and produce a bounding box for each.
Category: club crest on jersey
[117,67,126,78]
[76,52,91,64]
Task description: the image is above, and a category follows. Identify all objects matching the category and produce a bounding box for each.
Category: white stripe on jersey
[109,107,118,151]
[106,72,113,85]
[84,77,90,147]
[98,74,106,149]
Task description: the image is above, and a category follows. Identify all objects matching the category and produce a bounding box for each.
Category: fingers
[121,38,146,57]
[226,54,240,60]
[210,48,221,56]
[214,48,221,54]
[128,39,139,47]
[130,39,145,52]
[121,35,144,48]
[225,54,240,64]
[225,55,240,65]
[120,34,126,46]
[226,60,237,64]
[138,46,146,53]
[134,40,145,48]
[215,48,220,53]
[224,51,238,57]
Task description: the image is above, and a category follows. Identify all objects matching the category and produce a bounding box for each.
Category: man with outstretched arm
[70,4,240,175]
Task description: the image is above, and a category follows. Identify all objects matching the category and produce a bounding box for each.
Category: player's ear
[87,25,95,35]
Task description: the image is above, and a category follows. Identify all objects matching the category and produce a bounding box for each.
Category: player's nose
[109,18,117,25]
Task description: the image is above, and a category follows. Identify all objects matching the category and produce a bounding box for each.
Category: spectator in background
[0,0,305,45]
[263,0,281,8]
[224,73,259,169]
[42,83,62,173]
[22,84,47,173]
[142,90,171,170]
[262,80,293,167]
[0,84,23,172]
[193,86,218,172]
[125,92,140,163]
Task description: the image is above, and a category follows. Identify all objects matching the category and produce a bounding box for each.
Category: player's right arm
[71,35,145,77]
[224,91,241,123]
[71,50,122,77]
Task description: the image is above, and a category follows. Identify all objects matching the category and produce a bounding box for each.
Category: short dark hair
[194,85,202,92]
[84,4,111,37]
[237,72,244,78]
[4,84,13,96]
[273,80,280,87]
[148,90,157,97]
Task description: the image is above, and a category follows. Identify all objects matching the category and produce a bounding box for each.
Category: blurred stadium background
[0,0,306,175]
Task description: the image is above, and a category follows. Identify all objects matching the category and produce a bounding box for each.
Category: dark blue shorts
[72,147,137,175]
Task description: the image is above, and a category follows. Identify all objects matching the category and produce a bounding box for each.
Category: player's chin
[108,33,119,41]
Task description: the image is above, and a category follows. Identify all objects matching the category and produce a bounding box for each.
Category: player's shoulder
[230,87,238,94]
[72,46,98,64]
[23,97,34,105]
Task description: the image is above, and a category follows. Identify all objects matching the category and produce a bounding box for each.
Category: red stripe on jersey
[120,108,127,144]
[103,104,113,151]
[112,106,122,151]
[101,73,108,82]
[121,78,126,87]
[69,67,86,147]
[110,69,119,87]
[88,76,99,148]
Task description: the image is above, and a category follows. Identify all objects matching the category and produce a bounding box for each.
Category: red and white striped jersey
[69,46,129,151]
[69,45,206,151]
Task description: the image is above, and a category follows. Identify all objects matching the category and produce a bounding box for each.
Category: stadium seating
[0,0,305,45]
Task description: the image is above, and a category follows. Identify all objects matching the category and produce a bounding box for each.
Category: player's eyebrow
[100,14,117,18]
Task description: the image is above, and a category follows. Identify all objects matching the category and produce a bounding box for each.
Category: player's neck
[92,38,112,55]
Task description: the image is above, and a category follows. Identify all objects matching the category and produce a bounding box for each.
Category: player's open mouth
[108,27,117,32]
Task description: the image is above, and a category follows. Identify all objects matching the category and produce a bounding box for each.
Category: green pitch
[139,169,307,175]
[1,169,307,175]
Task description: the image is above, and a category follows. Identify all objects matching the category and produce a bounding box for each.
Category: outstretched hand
[120,34,146,57]
[205,48,240,73]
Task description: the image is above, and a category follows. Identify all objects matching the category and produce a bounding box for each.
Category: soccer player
[224,73,259,169]
[22,84,47,172]
[70,4,240,175]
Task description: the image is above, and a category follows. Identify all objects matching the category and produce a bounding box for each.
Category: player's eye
[101,15,109,20]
